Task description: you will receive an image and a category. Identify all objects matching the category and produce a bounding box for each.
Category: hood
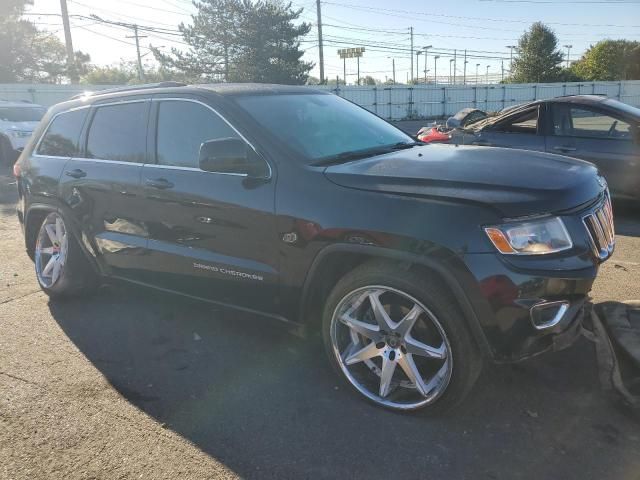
[0,120,39,133]
[323,144,604,217]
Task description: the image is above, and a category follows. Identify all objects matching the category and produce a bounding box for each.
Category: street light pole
[433,55,439,85]
[506,45,515,72]
[423,45,432,84]
[476,63,480,84]
[563,44,573,68]
[392,58,396,84]
[486,65,490,84]
[449,59,454,85]
[463,49,468,85]
[453,49,457,85]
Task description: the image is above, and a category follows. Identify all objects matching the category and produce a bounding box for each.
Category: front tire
[322,261,482,413]
[34,212,98,298]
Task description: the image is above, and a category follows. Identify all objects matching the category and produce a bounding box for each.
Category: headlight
[10,130,32,138]
[484,217,572,255]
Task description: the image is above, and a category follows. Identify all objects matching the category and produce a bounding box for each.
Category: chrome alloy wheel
[35,213,68,289]
[330,286,453,410]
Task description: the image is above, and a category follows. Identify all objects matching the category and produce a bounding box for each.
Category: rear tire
[34,212,98,298]
[322,261,482,413]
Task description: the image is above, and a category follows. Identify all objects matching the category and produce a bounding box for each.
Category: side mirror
[198,138,268,177]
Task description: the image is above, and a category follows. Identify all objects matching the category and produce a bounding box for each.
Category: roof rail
[69,81,187,100]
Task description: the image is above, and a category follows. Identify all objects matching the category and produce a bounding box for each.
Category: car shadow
[613,203,640,238]
[48,283,640,479]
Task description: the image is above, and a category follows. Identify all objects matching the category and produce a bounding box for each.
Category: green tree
[81,61,195,85]
[508,22,564,83]
[81,63,138,85]
[305,75,320,85]
[153,0,313,84]
[0,0,90,83]
[362,75,377,85]
[571,40,640,81]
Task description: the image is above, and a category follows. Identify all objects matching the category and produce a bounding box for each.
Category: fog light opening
[530,301,570,330]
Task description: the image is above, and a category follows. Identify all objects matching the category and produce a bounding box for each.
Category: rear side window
[85,102,147,162]
[552,105,632,140]
[156,100,238,168]
[36,109,88,157]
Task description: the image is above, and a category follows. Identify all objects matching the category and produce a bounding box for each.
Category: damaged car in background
[417,95,640,202]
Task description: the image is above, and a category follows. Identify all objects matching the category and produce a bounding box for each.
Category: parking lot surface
[1,164,639,479]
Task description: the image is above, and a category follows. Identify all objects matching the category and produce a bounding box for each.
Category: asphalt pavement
[1,164,640,480]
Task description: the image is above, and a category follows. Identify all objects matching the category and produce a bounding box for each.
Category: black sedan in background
[448,95,640,202]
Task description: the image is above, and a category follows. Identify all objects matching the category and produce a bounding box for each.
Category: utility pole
[486,65,490,84]
[433,55,439,85]
[563,44,573,68]
[463,50,467,85]
[423,45,432,84]
[416,50,422,84]
[59,0,78,83]
[126,25,146,82]
[357,56,360,85]
[453,49,457,85]
[91,15,148,82]
[409,27,414,84]
[476,63,480,84]
[316,0,325,84]
[501,60,504,82]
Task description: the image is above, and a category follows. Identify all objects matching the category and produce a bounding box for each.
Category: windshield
[0,106,46,122]
[234,93,413,162]
[603,98,640,120]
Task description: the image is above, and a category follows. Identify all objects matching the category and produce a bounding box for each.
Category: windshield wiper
[311,142,422,167]
[389,141,423,150]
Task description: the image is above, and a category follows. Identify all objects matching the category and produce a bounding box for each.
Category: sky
[26,0,640,84]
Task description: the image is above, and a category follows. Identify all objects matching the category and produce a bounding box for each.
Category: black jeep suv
[15,83,614,412]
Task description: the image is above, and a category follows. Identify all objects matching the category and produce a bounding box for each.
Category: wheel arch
[24,204,100,277]
[299,244,493,359]
[24,204,57,259]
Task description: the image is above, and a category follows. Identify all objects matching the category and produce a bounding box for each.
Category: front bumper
[461,252,596,362]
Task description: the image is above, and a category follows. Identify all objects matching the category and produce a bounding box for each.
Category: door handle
[65,168,86,179]
[145,178,174,190]
[553,146,576,152]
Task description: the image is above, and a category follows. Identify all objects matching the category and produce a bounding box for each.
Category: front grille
[582,192,615,261]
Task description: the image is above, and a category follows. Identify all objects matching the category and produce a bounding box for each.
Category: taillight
[13,162,21,177]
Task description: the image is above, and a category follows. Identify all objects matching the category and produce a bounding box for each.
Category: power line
[321,1,640,30]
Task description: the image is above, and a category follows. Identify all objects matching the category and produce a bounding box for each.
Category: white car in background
[0,101,46,165]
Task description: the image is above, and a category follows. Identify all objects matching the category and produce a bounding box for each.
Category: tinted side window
[156,100,238,168]
[86,102,147,162]
[36,109,88,157]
